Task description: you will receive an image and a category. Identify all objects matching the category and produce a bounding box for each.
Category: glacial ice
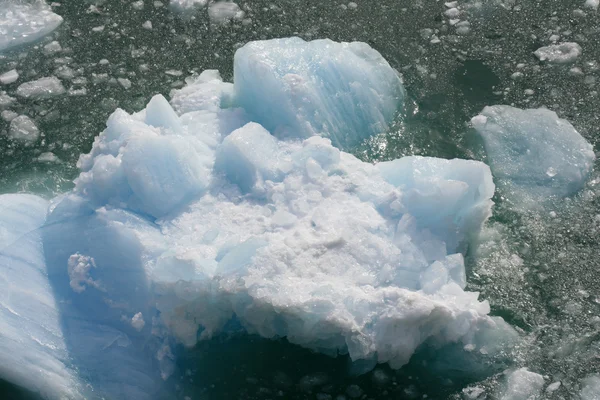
[581,375,600,400]
[472,105,595,207]
[0,38,519,398]
[499,368,545,400]
[234,37,406,150]
[0,195,80,399]
[0,1,63,52]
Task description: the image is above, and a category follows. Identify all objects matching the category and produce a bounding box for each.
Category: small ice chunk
[118,78,132,89]
[8,115,39,142]
[43,41,62,55]
[1,110,18,122]
[445,7,460,18]
[0,93,15,108]
[142,20,153,29]
[169,0,208,11]
[580,375,600,400]
[472,105,596,206]
[132,0,145,10]
[67,253,101,293]
[37,152,60,163]
[585,0,599,10]
[16,76,65,99]
[0,2,63,52]
[534,42,582,64]
[208,2,244,23]
[0,69,19,85]
[500,368,544,400]
[546,381,561,393]
[131,312,145,331]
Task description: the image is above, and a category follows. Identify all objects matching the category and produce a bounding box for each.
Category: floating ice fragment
[472,105,595,207]
[8,115,39,142]
[0,69,18,85]
[16,76,66,99]
[499,368,544,400]
[208,1,244,23]
[534,42,582,64]
[0,2,63,52]
[169,0,208,12]
[581,375,600,400]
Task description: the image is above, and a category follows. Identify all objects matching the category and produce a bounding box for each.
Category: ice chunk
[8,115,40,142]
[585,0,599,10]
[16,76,66,99]
[233,37,405,150]
[47,87,505,375]
[169,0,208,12]
[0,69,18,85]
[499,368,544,400]
[208,1,244,23]
[1,38,517,397]
[43,40,62,55]
[0,92,15,108]
[0,1,63,52]
[472,106,595,207]
[534,42,582,64]
[581,375,600,400]
[0,194,81,399]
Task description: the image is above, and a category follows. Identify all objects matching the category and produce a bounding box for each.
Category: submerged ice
[2,37,574,399]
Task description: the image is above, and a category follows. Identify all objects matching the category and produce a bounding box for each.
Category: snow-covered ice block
[499,368,544,400]
[0,1,63,52]
[0,194,81,399]
[234,37,405,150]
[0,38,518,397]
[581,375,600,400]
[46,84,507,376]
[472,105,595,207]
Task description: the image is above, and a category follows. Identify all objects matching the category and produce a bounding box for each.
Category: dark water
[1,0,600,398]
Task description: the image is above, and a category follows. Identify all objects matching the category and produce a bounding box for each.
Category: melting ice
[0,37,595,399]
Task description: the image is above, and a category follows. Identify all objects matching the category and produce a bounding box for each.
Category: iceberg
[0,1,63,52]
[472,105,596,207]
[0,38,516,398]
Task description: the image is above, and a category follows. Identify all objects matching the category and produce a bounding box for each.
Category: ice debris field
[0,35,597,399]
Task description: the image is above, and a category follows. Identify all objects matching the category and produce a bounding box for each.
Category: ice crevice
[0,37,595,399]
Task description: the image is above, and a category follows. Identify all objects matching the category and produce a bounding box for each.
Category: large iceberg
[0,1,63,52]
[0,38,515,398]
[472,105,596,207]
